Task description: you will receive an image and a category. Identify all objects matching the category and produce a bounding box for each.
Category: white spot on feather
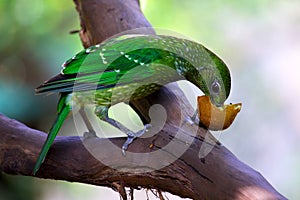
[99,52,108,64]
[124,54,132,60]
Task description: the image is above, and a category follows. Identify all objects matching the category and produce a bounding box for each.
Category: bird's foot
[122,124,152,155]
[83,130,97,139]
[184,116,196,125]
[183,110,199,126]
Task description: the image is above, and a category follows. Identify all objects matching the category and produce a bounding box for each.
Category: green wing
[36,36,170,94]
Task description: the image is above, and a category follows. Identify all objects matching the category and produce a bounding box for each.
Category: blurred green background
[1,0,300,199]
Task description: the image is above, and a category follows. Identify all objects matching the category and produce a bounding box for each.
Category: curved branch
[0,0,287,199]
[73,0,154,48]
[0,85,287,199]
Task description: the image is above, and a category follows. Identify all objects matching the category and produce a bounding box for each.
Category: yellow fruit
[197,96,242,131]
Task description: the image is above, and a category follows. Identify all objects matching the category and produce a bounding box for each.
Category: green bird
[33,34,231,175]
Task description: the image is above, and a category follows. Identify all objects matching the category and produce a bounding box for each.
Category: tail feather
[33,95,71,175]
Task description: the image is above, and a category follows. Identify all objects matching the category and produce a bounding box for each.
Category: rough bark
[0,0,287,199]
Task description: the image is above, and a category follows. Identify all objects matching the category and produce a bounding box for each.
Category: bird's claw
[136,124,152,137]
[182,110,199,126]
[121,124,152,156]
[183,117,196,125]
[83,130,97,139]
[122,135,134,156]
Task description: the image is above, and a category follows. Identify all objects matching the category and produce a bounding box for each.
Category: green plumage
[33,94,70,174]
[33,34,231,175]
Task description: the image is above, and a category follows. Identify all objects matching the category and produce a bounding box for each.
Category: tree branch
[73,0,154,48]
[0,0,287,199]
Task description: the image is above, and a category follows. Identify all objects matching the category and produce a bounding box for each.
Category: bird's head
[183,48,231,107]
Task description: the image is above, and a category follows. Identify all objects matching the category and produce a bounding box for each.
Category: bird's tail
[33,94,71,175]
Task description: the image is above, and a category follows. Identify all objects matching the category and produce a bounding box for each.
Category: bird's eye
[211,81,220,94]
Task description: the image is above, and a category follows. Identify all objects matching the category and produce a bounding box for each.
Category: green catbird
[33,34,231,174]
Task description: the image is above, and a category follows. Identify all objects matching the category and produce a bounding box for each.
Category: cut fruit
[197,96,242,131]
